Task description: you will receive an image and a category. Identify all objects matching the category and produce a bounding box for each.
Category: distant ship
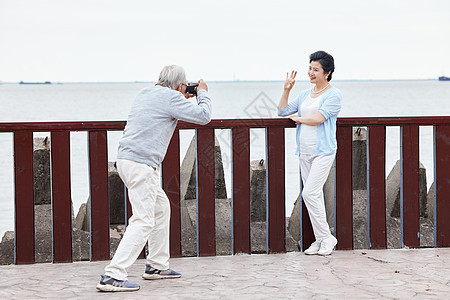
[438,76,450,81]
[19,81,52,84]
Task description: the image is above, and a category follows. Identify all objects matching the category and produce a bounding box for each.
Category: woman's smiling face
[308,61,329,84]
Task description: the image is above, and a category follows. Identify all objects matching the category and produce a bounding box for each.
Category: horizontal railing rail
[2,116,450,132]
[1,116,449,264]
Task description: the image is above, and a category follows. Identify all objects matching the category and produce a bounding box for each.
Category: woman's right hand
[284,70,297,91]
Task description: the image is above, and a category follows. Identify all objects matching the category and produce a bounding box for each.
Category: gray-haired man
[97,65,211,292]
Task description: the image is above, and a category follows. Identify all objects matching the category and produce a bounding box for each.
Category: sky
[1,0,449,82]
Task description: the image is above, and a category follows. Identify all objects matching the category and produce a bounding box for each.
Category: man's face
[177,82,187,94]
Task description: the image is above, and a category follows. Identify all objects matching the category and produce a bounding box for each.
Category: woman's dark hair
[309,50,335,81]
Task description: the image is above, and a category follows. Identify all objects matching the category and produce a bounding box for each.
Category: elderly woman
[278,51,342,256]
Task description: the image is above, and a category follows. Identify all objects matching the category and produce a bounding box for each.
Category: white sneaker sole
[96,284,140,292]
[318,249,334,256]
[142,273,181,280]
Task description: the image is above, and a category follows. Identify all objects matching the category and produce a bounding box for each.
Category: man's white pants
[299,153,335,241]
[104,159,170,281]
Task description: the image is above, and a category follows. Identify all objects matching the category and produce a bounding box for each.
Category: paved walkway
[1,248,449,299]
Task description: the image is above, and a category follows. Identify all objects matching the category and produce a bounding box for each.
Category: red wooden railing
[1,116,450,264]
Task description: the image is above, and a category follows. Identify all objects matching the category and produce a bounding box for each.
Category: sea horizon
[0,78,441,85]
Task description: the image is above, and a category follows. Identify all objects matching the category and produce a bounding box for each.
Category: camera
[185,82,199,95]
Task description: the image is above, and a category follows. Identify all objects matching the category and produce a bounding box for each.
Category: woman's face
[308,61,329,84]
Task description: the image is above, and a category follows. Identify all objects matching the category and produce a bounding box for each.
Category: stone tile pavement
[0,248,449,299]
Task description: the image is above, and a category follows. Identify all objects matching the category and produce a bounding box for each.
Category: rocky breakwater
[179,137,297,256]
[0,137,122,265]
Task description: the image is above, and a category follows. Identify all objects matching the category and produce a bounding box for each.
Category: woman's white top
[299,94,323,154]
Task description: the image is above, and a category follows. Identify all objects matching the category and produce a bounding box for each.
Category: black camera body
[185,82,199,95]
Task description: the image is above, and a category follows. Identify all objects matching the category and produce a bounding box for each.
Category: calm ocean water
[1,80,449,238]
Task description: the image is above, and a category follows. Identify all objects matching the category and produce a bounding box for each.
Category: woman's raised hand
[284,70,297,91]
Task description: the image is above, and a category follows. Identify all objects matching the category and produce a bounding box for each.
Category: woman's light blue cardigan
[277,86,342,156]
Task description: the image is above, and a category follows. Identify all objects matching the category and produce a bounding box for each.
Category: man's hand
[184,92,196,99]
[198,79,208,92]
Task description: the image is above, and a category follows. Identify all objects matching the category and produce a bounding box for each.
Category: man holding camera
[96,65,212,292]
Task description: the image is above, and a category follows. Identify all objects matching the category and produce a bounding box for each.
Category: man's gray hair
[158,65,186,90]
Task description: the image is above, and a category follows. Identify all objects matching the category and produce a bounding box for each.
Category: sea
[1,80,450,238]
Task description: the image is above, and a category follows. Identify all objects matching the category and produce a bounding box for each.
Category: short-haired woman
[278,50,342,256]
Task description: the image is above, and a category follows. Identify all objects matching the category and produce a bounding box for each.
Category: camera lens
[186,82,199,95]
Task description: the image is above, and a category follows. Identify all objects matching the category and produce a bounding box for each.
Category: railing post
[435,125,450,247]
[336,126,353,250]
[162,129,182,258]
[266,127,285,253]
[13,131,35,264]
[88,130,110,261]
[196,128,216,256]
[50,131,73,262]
[401,125,420,248]
[231,127,251,254]
[367,125,387,249]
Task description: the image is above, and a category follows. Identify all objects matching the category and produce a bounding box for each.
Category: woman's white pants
[104,159,170,281]
[299,153,335,241]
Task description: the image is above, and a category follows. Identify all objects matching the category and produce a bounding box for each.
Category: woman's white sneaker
[304,240,322,255]
[318,235,337,256]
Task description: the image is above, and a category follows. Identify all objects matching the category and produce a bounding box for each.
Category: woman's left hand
[289,116,302,124]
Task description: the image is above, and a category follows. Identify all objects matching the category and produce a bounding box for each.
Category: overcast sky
[1,0,449,82]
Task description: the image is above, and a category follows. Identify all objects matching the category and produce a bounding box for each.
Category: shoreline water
[1,80,449,238]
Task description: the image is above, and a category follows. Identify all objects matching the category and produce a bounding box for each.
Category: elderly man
[96,65,212,292]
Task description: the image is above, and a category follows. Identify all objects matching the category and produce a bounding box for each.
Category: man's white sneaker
[304,240,322,255]
[318,235,337,256]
